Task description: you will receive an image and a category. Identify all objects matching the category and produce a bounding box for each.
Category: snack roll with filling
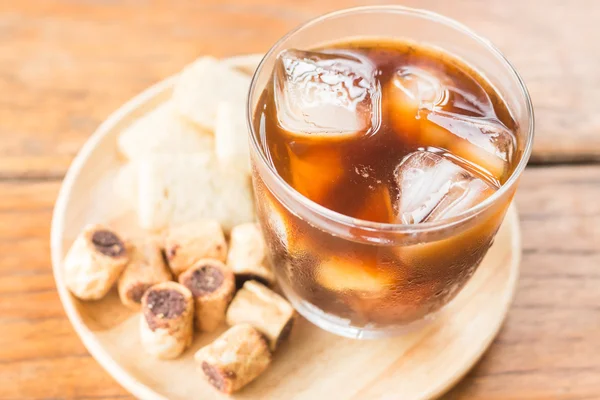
[117,238,173,310]
[227,222,275,287]
[226,280,295,351]
[140,281,194,359]
[63,224,129,300]
[164,220,227,277]
[178,259,236,332]
[195,324,272,394]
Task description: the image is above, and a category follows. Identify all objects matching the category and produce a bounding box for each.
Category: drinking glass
[247,6,534,339]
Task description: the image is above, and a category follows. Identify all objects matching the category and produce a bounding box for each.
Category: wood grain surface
[1,0,599,399]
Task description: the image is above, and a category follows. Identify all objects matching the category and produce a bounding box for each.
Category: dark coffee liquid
[254,39,518,224]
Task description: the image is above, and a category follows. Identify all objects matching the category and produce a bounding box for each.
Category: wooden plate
[50,54,521,400]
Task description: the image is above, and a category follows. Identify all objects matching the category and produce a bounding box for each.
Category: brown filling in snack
[179,259,236,332]
[144,289,186,330]
[183,265,225,296]
[92,230,126,257]
[128,283,152,304]
[202,362,234,391]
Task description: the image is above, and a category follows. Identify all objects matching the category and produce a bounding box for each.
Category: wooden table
[1,1,598,399]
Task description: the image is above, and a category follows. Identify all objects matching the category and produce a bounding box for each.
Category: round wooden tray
[50,54,521,400]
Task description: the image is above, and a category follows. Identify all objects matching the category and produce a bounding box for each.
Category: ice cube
[390,66,449,112]
[421,110,516,180]
[386,65,493,122]
[394,151,496,224]
[386,66,448,142]
[317,254,394,293]
[385,66,514,180]
[274,49,380,139]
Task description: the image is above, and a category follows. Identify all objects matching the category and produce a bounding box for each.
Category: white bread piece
[210,166,256,232]
[136,154,255,232]
[215,101,251,175]
[117,102,214,161]
[172,57,251,131]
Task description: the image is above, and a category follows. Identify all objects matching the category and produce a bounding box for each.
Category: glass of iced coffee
[247,6,534,338]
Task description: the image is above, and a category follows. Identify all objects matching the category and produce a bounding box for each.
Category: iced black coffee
[248,7,532,338]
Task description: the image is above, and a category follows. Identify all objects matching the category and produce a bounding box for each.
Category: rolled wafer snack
[195,324,271,394]
[140,281,194,359]
[178,259,235,332]
[226,281,295,351]
[227,223,275,287]
[164,220,227,278]
[118,239,172,310]
[63,224,129,300]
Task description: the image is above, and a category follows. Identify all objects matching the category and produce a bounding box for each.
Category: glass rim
[246,5,535,235]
